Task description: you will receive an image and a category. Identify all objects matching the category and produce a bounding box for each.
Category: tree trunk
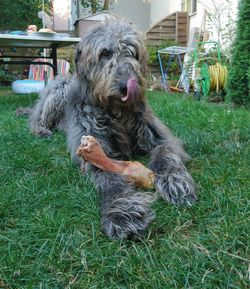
[103,0,110,10]
[91,0,97,14]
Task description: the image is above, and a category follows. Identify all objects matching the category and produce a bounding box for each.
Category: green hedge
[0,0,52,31]
[227,0,250,106]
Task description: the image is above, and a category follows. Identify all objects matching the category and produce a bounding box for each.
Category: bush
[227,0,250,106]
[0,69,15,85]
[147,40,177,65]
[0,0,52,30]
[147,40,179,78]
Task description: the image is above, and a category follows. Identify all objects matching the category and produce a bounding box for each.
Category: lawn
[0,87,249,288]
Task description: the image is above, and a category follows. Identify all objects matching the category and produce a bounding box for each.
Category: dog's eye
[126,47,138,60]
[100,49,113,59]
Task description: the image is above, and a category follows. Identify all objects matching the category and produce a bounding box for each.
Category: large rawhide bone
[76,135,155,189]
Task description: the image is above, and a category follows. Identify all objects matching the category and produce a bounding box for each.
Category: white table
[0,33,81,75]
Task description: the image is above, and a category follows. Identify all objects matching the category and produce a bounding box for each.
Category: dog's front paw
[31,126,53,138]
[101,193,155,240]
[155,170,197,206]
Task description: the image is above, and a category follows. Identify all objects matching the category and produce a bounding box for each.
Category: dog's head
[75,19,148,109]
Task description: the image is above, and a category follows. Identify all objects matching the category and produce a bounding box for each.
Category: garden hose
[198,62,228,96]
[209,62,228,92]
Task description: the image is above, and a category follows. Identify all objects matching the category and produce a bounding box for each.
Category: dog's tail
[15,107,33,116]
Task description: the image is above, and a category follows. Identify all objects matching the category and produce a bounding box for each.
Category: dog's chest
[79,105,145,159]
[108,114,140,158]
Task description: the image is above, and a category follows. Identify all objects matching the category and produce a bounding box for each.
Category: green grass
[0,87,249,288]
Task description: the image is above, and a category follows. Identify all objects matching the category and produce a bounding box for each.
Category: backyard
[0,87,249,288]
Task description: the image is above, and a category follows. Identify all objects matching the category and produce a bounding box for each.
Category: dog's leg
[138,117,197,206]
[29,76,71,137]
[68,131,155,240]
[93,169,155,240]
[149,144,197,206]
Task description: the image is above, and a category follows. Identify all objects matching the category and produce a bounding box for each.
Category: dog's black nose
[119,82,127,96]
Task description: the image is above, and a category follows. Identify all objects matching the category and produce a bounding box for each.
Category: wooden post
[175,12,179,43]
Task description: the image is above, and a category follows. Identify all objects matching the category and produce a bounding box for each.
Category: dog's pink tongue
[121,78,138,102]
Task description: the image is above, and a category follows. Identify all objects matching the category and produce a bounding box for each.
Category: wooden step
[145,11,188,58]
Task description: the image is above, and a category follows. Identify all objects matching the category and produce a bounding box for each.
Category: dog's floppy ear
[74,43,82,69]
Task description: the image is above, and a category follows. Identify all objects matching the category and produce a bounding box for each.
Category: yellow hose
[209,62,227,92]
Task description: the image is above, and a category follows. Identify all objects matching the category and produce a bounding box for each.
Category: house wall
[149,0,205,32]
[69,0,239,40]
[150,0,181,27]
[188,2,205,34]
[149,0,206,40]
[188,0,239,44]
[110,0,150,32]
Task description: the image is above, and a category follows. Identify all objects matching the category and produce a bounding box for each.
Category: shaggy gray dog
[28,20,197,239]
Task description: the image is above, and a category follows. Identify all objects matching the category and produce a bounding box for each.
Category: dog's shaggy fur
[28,20,197,239]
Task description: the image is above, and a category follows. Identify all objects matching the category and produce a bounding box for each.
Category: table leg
[158,52,167,90]
[51,45,57,76]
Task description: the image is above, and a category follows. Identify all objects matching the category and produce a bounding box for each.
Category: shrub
[147,40,177,65]
[227,0,250,106]
[0,69,15,85]
[0,0,52,30]
[146,40,179,78]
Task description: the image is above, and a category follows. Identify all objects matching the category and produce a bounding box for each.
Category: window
[192,0,197,14]
[181,0,197,14]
